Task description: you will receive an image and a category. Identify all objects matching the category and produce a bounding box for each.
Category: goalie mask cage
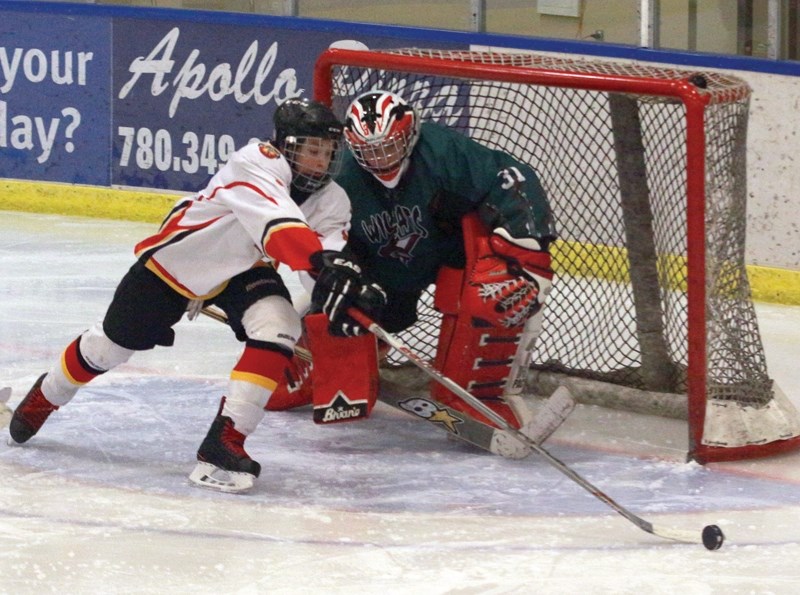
[314,47,800,463]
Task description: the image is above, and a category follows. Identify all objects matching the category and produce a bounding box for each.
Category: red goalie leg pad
[429,214,526,429]
[431,313,523,429]
[304,313,379,424]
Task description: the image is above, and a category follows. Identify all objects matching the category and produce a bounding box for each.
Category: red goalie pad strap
[431,311,523,429]
[304,313,379,424]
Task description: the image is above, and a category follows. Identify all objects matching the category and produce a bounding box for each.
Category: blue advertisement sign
[0,3,466,191]
[112,19,463,191]
[0,12,111,184]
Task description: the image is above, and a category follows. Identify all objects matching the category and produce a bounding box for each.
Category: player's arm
[258,207,385,337]
[477,157,555,246]
[472,185,554,329]
[429,124,555,245]
[310,182,352,252]
[296,182,352,295]
[222,146,385,336]
[262,223,387,337]
[213,144,326,272]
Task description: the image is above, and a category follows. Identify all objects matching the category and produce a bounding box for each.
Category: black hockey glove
[310,250,387,337]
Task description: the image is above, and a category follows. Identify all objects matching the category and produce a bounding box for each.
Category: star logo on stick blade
[399,397,464,434]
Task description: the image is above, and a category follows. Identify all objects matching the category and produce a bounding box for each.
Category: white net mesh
[319,48,800,461]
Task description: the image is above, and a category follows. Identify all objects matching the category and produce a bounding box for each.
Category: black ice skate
[9,374,58,444]
[189,413,261,493]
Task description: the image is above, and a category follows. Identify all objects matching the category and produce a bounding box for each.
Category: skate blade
[188,462,255,493]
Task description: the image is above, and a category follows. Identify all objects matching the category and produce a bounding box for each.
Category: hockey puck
[702,524,724,550]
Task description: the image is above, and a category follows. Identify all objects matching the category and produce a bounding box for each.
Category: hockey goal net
[313,47,800,463]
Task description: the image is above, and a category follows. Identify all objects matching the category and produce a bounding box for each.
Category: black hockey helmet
[273,98,344,193]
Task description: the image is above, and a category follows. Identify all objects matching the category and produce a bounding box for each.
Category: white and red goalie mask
[343,90,420,189]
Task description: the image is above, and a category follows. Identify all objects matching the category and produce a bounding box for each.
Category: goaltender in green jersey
[334,90,562,441]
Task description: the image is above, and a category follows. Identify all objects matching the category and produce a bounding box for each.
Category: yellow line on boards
[0,179,177,224]
[2,179,798,305]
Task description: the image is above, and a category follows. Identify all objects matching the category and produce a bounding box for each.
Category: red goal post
[313,47,800,463]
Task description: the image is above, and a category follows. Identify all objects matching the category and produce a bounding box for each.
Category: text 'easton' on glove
[309,250,387,337]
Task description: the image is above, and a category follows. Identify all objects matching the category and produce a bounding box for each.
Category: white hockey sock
[222,379,270,435]
[41,367,80,407]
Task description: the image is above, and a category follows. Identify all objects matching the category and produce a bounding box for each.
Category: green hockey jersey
[335,121,555,297]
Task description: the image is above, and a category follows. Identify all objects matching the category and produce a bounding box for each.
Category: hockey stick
[379,375,573,459]
[199,306,228,325]
[346,308,726,550]
[198,306,571,457]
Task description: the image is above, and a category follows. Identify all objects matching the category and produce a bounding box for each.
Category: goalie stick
[378,375,573,459]
[346,308,726,551]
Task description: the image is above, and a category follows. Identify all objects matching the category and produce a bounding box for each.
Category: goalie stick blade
[520,386,575,445]
[489,430,531,459]
[378,379,573,459]
[188,462,256,494]
[491,387,575,459]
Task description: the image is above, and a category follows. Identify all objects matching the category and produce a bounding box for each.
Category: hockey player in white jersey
[8,98,386,493]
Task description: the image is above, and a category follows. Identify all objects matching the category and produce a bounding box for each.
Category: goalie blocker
[267,249,385,423]
[307,313,379,423]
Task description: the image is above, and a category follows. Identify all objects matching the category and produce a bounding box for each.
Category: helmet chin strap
[373,159,409,189]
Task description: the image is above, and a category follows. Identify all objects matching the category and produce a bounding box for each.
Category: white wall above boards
[537,0,581,18]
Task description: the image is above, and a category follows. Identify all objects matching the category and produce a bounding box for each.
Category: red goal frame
[313,47,800,463]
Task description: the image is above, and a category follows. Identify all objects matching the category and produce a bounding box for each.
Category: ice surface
[2,211,800,594]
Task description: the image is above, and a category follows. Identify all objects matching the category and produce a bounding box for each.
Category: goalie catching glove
[467,228,554,328]
[310,250,387,337]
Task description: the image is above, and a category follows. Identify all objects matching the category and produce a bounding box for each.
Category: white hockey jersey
[134,141,351,299]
